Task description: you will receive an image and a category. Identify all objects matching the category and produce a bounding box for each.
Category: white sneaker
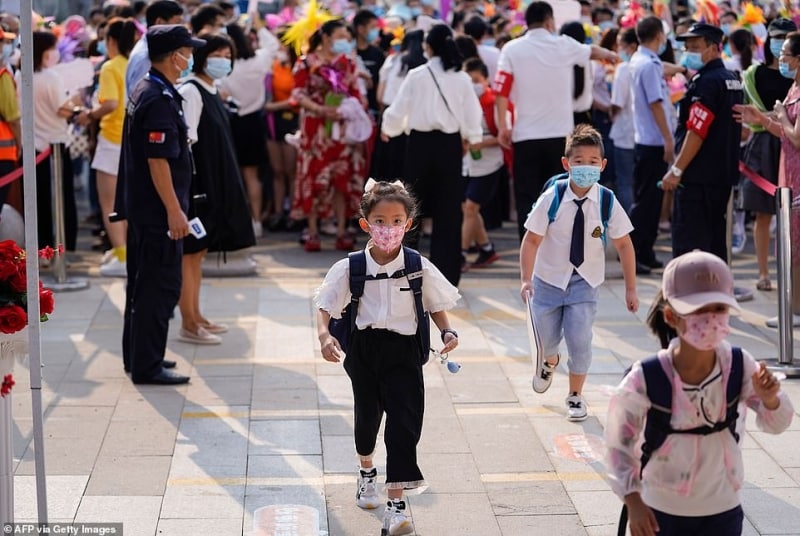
[532,354,559,394]
[566,393,588,422]
[382,500,414,536]
[356,467,380,509]
[731,231,746,254]
[252,220,263,239]
[765,314,800,328]
[99,257,127,277]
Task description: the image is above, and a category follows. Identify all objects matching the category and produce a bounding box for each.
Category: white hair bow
[364,178,406,193]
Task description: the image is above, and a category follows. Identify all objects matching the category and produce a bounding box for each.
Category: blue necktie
[570,199,587,268]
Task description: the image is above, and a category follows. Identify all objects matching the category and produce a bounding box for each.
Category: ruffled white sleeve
[420,256,461,313]
[313,258,351,319]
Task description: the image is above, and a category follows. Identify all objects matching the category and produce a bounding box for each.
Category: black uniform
[117,68,193,382]
[672,58,743,261]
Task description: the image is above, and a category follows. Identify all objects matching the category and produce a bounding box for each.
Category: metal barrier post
[766,187,800,376]
[44,144,89,292]
[728,192,753,302]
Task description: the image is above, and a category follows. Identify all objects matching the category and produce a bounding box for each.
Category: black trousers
[123,223,183,381]
[344,328,425,486]
[512,138,565,240]
[630,144,666,265]
[36,145,77,250]
[403,130,463,286]
[672,183,731,262]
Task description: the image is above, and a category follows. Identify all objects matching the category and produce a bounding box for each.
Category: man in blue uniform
[116,25,205,384]
[660,23,743,261]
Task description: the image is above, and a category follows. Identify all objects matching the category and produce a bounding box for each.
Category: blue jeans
[613,146,635,213]
[653,505,743,535]
[532,274,598,375]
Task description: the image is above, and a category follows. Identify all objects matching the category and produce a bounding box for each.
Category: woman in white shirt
[375,29,426,179]
[217,21,279,238]
[382,24,482,287]
[178,33,255,345]
[30,30,79,251]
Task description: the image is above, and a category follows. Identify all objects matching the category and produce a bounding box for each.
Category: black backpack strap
[403,246,429,362]
[348,251,368,334]
[726,347,744,443]
[640,355,673,477]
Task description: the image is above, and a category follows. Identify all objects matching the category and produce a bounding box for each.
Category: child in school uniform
[519,124,639,421]
[605,251,795,536]
[314,179,460,536]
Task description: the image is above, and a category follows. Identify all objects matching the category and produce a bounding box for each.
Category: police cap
[148,24,206,60]
[676,23,724,45]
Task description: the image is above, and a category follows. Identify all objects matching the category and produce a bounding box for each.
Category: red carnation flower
[0,374,14,398]
[39,288,54,315]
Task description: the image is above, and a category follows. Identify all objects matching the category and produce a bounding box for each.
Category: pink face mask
[369,224,405,253]
[680,311,730,351]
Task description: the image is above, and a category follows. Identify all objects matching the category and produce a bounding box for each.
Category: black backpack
[328,247,431,364]
[617,348,744,536]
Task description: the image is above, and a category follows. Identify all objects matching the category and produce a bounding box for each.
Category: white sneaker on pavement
[382,500,414,536]
[532,354,559,394]
[178,327,222,345]
[99,257,127,277]
[356,467,380,509]
[566,392,588,422]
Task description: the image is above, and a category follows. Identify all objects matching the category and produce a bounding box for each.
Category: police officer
[116,25,205,384]
[661,23,743,261]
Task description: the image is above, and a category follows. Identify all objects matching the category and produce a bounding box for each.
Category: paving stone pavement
[5,225,800,536]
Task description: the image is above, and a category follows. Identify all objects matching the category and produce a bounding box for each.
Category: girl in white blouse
[315,179,460,536]
[381,24,483,287]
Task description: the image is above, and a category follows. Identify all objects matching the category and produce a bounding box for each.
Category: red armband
[493,70,514,98]
[686,102,715,139]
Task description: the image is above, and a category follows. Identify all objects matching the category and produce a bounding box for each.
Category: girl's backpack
[328,247,430,364]
[616,347,744,535]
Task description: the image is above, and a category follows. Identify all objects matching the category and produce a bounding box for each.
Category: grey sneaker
[566,392,588,422]
[356,468,380,509]
[532,354,559,394]
[382,499,414,536]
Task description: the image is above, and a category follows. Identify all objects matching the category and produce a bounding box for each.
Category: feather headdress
[281,0,337,55]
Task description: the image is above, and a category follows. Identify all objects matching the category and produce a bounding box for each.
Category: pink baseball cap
[662,250,740,315]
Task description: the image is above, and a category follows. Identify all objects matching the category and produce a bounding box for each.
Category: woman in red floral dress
[291,19,367,252]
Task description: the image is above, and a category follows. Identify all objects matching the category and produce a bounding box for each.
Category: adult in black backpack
[605,251,794,536]
[314,179,461,536]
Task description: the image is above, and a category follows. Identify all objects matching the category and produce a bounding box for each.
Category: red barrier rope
[739,161,778,197]
[0,147,52,188]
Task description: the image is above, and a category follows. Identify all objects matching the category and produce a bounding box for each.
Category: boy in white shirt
[519,124,639,420]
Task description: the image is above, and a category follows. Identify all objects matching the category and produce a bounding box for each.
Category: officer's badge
[591,226,603,239]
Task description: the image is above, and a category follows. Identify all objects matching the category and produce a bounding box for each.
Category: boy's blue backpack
[328,246,431,364]
[616,347,744,536]
[541,173,615,246]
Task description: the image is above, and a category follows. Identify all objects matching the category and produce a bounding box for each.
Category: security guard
[661,23,743,261]
[115,25,205,384]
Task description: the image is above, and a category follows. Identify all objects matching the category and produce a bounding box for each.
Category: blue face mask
[331,38,353,55]
[599,20,615,32]
[2,43,13,62]
[721,23,732,36]
[366,28,380,43]
[620,50,631,62]
[770,39,785,59]
[483,38,496,47]
[779,61,797,79]
[177,52,193,78]
[205,57,232,79]
[97,40,107,56]
[570,165,602,188]
[411,7,422,17]
[680,51,705,71]
[657,39,667,56]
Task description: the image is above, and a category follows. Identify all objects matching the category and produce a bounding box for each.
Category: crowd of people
[0,0,798,534]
